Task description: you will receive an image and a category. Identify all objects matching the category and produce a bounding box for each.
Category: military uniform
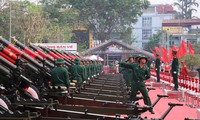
[155,55,160,82]
[119,58,151,105]
[123,68,133,86]
[71,58,83,84]
[171,51,179,90]
[51,58,70,87]
[80,60,87,82]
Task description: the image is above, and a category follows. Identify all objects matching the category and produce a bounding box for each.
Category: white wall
[132,6,175,49]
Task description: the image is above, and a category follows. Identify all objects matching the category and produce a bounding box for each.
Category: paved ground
[138,80,198,120]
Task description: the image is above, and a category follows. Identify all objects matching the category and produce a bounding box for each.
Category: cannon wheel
[25,84,40,100]
[0,94,12,111]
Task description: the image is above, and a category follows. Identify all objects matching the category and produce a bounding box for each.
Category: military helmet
[55,58,65,64]
[138,56,148,63]
[74,58,80,64]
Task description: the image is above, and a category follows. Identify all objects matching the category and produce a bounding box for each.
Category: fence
[151,69,200,107]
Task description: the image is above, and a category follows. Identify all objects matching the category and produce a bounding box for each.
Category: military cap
[172,49,177,54]
[55,58,65,64]
[138,56,148,63]
[74,58,80,64]
[126,56,134,62]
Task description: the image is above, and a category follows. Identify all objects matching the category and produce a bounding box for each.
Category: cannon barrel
[0,54,51,89]
[0,46,39,73]
[0,37,51,83]
[63,52,77,60]
[0,56,33,84]
[0,37,44,69]
[54,49,74,65]
[50,49,73,66]
[12,39,54,69]
[39,46,59,59]
[0,65,11,77]
[29,44,55,64]
[0,56,17,70]
[0,52,15,64]
[39,46,71,67]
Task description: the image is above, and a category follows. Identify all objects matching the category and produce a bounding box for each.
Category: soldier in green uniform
[71,58,83,92]
[119,56,154,114]
[51,58,70,88]
[84,60,90,81]
[171,50,179,90]
[123,57,134,87]
[89,60,94,78]
[134,55,141,63]
[155,53,160,82]
[80,59,87,82]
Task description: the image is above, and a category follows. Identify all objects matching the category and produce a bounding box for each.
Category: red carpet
[138,86,198,120]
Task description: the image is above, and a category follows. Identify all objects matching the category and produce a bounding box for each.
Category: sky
[149,0,200,18]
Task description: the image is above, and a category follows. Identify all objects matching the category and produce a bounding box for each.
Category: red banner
[189,42,194,54]
[177,40,187,58]
[161,46,169,63]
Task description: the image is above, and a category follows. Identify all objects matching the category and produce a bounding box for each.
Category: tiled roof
[82,39,155,59]
[162,19,200,26]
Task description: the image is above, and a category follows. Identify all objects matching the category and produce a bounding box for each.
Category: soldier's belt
[70,82,76,86]
[50,86,68,90]
[72,80,78,83]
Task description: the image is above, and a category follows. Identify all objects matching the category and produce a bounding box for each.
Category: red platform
[139,82,197,120]
[151,82,164,88]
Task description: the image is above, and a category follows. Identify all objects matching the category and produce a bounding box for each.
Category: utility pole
[9,0,12,42]
[165,29,169,50]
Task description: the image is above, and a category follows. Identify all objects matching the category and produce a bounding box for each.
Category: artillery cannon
[38,46,72,68]
[0,36,185,120]
[11,38,54,69]
[0,37,52,88]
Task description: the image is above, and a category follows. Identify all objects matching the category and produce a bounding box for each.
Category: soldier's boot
[149,109,155,114]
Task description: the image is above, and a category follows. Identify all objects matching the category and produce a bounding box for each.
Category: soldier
[119,56,154,114]
[124,57,134,87]
[147,57,152,69]
[71,58,83,93]
[134,55,141,63]
[80,59,87,82]
[155,53,160,82]
[171,50,179,91]
[51,58,70,88]
[181,60,188,76]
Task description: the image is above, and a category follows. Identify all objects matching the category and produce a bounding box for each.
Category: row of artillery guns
[0,36,183,120]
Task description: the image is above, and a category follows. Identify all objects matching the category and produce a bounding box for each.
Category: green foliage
[119,27,136,44]
[144,30,164,52]
[40,0,79,43]
[0,1,73,44]
[180,54,200,70]
[68,0,149,41]
[193,42,200,54]
[174,0,199,19]
[0,0,150,50]
[77,42,88,52]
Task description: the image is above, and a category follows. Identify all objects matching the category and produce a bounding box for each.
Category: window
[169,41,174,46]
[142,29,152,40]
[142,17,152,27]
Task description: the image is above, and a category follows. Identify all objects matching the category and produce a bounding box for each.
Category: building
[82,39,154,65]
[162,19,200,47]
[132,4,176,49]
